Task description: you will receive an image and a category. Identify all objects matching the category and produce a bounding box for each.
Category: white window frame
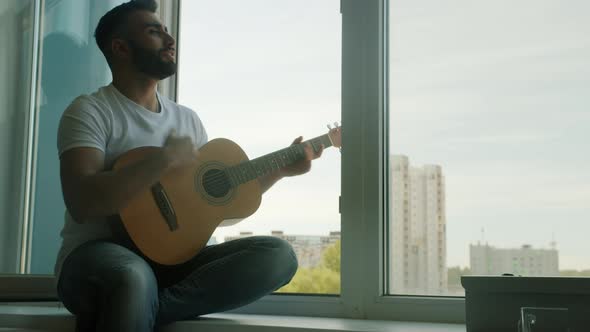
[21,0,44,275]
[1,0,467,324]
[157,0,181,100]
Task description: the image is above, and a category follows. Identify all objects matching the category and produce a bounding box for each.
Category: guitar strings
[198,144,310,193]
[200,160,279,192]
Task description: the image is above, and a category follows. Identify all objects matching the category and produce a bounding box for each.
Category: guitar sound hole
[202,169,231,198]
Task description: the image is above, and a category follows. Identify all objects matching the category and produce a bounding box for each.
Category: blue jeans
[57,236,298,332]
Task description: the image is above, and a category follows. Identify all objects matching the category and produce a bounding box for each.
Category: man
[55,1,323,331]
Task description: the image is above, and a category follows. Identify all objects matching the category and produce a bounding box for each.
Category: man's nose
[164,31,175,48]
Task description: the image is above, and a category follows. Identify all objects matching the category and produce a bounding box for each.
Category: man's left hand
[279,136,324,177]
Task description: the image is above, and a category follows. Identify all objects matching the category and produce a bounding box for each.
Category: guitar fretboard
[225,134,333,186]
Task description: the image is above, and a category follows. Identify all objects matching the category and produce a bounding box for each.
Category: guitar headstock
[327,122,342,149]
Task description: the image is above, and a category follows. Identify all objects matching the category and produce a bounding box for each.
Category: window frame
[157,0,181,100]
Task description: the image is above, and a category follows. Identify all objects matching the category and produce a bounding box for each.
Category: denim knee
[255,236,299,285]
[109,259,159,307]
[111,259,155,287]
[107,259,159,327]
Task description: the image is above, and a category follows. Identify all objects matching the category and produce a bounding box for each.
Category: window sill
[0,303,465,331]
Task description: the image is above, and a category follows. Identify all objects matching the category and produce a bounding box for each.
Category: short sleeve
[181,105,208,148]
[57,97,111,156]
[193,113,208,148]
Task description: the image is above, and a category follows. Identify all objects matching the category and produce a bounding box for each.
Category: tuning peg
[327,124,332,130]
[334,122,340,129]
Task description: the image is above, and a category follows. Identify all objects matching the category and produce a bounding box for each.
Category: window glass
[388,0,590,296]
[179,0,342,294]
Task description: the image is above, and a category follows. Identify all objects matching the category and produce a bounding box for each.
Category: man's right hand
[162,130,200,170]
[61,131,200,222]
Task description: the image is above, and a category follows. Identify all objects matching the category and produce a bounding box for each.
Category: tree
[321,239,341,273]
[277,240,341,294]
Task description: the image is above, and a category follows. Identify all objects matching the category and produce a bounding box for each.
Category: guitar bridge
[151,182,178,231]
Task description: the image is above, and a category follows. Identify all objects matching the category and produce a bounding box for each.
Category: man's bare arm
[60,133,198,223]
[60,147,170,223]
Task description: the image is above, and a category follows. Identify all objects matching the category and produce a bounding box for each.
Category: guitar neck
[226,133,334,186]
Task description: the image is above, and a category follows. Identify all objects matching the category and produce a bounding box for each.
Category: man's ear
[111,39,131,60]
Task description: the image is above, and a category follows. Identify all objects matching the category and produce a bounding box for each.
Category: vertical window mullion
[21,0,44,274]
[340,0,384,319]
[157,0,181,101]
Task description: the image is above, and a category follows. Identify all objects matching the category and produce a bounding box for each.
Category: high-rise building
[225,231,340,268]
[470,243,558,276]
[389,155,447,295]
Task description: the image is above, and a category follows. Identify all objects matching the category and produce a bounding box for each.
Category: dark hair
[94,0,158,64]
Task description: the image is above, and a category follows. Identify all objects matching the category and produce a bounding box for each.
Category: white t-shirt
[54,83,208,278]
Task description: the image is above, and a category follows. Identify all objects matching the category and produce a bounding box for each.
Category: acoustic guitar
[113,124,342,265]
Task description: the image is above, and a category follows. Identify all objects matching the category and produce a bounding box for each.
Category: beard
[128,39,177,80]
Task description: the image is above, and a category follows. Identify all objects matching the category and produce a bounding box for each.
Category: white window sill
[0,304,465,332]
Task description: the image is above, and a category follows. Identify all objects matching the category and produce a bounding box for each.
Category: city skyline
[470,243,559,276]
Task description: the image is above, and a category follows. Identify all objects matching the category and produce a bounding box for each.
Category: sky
[178,0,590,270]
[388,0,590,269]
[177,0,342,246]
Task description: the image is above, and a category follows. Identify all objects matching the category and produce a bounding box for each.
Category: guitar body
[113,138,262,266]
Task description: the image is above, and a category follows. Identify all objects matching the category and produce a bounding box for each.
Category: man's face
[124,10,177,79]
